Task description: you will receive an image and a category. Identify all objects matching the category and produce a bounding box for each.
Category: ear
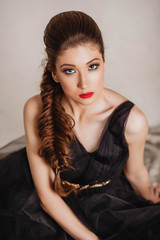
[51,72,59,83]
[51,72,55,79]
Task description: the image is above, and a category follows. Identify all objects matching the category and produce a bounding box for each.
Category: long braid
[38,65,76,196]
[38,11,105,196]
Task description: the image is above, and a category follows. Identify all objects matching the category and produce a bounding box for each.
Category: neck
[62,89,105,122]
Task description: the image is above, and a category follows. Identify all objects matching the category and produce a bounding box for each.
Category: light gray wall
[0,0,160,147]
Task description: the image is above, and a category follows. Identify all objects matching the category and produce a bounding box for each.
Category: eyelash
[62,64,100,75]
[88,64,99,70]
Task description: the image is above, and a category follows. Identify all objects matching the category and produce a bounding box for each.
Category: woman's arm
[23,95,99,240]
[124,105,160,203]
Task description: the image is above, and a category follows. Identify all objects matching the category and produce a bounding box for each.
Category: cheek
[90,71,104,87]
[59,79,76,93]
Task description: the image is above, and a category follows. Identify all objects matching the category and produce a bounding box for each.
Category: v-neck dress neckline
[73,100,132,155]
[1,99,160,240]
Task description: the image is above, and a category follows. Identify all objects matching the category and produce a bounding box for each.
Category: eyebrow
[60,58,100,68]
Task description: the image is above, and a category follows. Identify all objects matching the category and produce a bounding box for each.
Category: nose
[77,73,87,89]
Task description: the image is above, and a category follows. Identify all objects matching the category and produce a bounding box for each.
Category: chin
[77,96,97,105]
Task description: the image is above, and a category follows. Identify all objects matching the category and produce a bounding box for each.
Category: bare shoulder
[125,105,149,144]
[23,94,42,120]
[103,88,128,107]
[103,88,148,143]
[23,94,43,145]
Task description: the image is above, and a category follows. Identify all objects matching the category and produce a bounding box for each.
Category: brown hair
[38,11,105,196]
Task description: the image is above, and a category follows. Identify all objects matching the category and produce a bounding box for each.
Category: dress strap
[108,100,134,138]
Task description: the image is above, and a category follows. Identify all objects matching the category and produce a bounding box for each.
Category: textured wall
[0,0,160,147]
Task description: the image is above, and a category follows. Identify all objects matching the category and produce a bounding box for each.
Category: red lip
[79,92,94,99]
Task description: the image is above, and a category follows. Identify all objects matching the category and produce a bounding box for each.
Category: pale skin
[24,44,160,240]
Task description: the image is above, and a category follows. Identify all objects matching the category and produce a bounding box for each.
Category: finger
[154,184,160,199]
[149,185,155,203]
[149,185,154,197]
[150,184,160,203]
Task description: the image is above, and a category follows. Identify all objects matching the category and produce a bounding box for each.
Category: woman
[0,11,160,240]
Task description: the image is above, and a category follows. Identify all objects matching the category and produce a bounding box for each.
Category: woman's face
[52,44,106,106]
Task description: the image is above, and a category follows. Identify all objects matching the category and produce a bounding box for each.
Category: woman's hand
[149,184,160,203]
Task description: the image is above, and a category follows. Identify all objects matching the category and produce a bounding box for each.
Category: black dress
[0,100,160,240]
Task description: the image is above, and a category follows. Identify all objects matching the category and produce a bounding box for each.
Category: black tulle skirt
[0,147,160,240]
